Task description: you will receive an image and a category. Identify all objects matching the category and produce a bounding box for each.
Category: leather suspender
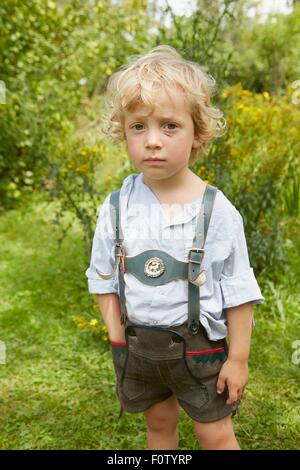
[96,180,218,334]
[187,184,217,333]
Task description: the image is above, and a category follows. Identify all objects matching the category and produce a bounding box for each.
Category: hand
[216,358,248,405]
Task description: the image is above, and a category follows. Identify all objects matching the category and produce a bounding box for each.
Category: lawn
[0,191,299,449]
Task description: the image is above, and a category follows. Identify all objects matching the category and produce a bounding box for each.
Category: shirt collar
[126,172,203,228]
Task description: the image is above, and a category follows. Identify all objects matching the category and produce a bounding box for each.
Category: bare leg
[193,414,240,450]
[143,394,180,450]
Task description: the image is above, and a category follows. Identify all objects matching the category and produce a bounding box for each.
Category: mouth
[144,158,166,162]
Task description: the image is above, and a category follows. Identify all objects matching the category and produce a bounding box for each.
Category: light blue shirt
[85,172,265,340]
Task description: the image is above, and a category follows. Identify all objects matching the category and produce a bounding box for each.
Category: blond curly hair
[101,45,226,165]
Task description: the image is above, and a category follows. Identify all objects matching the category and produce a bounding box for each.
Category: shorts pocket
[185,346,227,381]
[176,385,209,410]
[119,351,146,400]
[122,377,146,400]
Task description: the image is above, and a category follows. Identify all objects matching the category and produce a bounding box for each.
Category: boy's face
[123,88,201,181]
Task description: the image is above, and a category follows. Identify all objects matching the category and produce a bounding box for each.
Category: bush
[193,83,300,277]
[0,0,153,208]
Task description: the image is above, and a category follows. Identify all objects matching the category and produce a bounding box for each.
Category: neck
[142,167,193,193]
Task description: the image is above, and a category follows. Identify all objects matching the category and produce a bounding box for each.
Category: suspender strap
[110,190,128,325]
[97,181,217,332]
[187,184,217,334]
[96,176,138,325]
[95,190,124,280]
[95,189,127,324]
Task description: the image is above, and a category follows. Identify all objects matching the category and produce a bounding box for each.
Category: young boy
[85,45,265,450]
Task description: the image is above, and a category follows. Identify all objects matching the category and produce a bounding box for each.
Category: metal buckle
[115,242,124,255]
[190,321,200,334]
[188,248,204,261]
[188,248,206,286]
[115,243,126,273]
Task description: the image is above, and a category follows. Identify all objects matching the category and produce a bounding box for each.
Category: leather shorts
[111,319,240,423]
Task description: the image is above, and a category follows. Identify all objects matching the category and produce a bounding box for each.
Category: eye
[164,123,177,130]
[131,124,144,131]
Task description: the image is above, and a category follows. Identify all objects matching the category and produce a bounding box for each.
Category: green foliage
[192,84,300,277]
[225,5,300,93]
[153,1,300,93]
[46,136,107,251]
[45,128,131,250]
[153,0,241,87]
[283,175,300,217]
[0,0,153,208]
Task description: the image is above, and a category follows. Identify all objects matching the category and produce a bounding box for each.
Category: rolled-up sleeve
[85,194,119,294]
[220,209,265,308]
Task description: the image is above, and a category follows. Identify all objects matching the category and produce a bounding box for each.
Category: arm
[227,301,253,362]
[217,302,253,404]
[86,194,124,342]
[95,293,125,343]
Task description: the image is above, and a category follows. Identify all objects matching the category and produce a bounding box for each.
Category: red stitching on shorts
[186,347,225,356]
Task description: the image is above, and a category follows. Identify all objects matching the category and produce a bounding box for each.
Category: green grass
[0,192,299,449]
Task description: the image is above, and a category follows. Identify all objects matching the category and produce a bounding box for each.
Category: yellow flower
[242,89,252,97]
[263,91,270,101]
[73,314,84,323]
[230,147,240,158]
[78,164,88,175]
[72,314,89,329]
[90,319,99,327]
[220,89,228,99]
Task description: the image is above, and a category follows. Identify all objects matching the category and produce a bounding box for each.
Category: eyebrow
[129,114,183,122]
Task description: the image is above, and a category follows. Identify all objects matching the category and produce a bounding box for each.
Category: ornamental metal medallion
[144,257,165,278]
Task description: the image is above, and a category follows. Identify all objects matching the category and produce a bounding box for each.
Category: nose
[145,128,162,149]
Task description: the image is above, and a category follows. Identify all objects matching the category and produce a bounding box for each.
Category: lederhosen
[96,176,230,418]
